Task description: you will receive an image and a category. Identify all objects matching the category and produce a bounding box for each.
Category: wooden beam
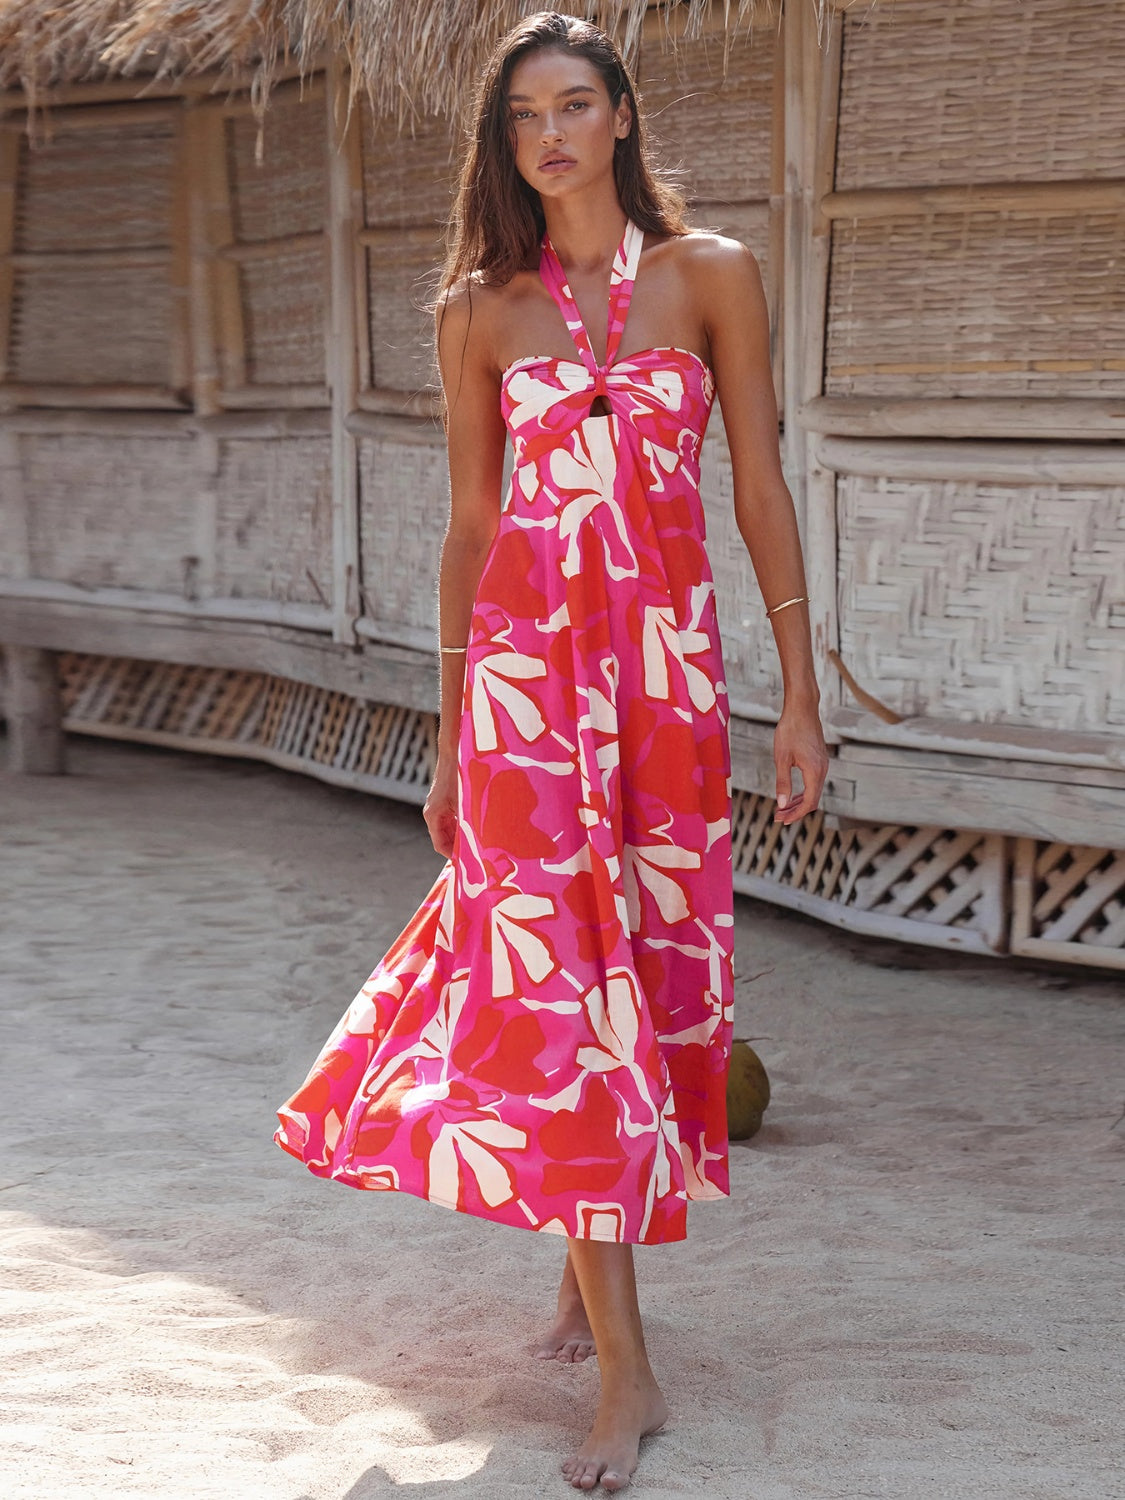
[800,394,1125,442]
[353,385,443,420]
[3,247,171,271]
[215,231,324,264]
[0,58,328,112]
[0,131,18,385]
[168,110,193,399]
[0,101,179,131]
[782,0,842,717]
[219,385,329,409]
[0,598,439,713]
[181,105,220,415]
[812,434,1125,485]
[325,61,363,645]
[821,179,1125,221]
[0,577,332,632]
[830,709,1125,776]
[4,646,65,774]
[0,384,189,411]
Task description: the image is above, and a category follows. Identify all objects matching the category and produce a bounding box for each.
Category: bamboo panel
[19,434,199,593]
[697,422,784,713]
[227,99,325,243]
[57,653,438,805]
[359,97,456,228]
[357,434,447,638]
[835,0,1125,191]
[213,436,333,605]
[835,473,1125,732]
[826,207,1125,398]
[13,121,175,252]
[636,24,775,204]
[240,244,327,386]
[1011,838,1125,970]
[11,262,171,384]
[364,226,445,394]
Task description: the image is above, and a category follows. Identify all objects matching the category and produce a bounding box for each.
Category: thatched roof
[0,1,833,117]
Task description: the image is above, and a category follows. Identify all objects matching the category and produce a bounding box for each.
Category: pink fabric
[276,218,734,1244]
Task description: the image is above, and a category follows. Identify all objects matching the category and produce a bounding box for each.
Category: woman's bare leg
[559,1239,668,1492]
[535,1250,596,1362]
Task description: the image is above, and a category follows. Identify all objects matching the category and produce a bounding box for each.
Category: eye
[511,109,534,121]
[565,100,588,111]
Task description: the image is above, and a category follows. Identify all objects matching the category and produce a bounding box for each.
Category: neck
[541,189,628,275]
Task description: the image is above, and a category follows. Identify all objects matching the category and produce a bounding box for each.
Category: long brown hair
[439,10,689,296]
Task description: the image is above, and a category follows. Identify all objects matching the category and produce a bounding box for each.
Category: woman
[276,10,828,1493]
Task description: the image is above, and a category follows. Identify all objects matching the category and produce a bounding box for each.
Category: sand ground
[1,737,1122,1500]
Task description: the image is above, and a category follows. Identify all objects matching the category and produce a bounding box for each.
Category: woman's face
[505,47,632,200]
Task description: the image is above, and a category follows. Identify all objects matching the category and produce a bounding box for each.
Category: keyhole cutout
[587,393,612,419]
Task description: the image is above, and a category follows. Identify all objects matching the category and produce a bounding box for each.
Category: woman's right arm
[423,281,507,858]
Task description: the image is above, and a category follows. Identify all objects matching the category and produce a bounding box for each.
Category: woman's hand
[772,702,830,824]
[423,754,460,857]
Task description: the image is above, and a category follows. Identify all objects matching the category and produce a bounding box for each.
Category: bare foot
[535,1253,596,1363]
[561,1375,669,1491]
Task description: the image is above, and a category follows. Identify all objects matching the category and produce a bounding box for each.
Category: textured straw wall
[18,435,199,594]
[214,436,334,604]
[836,475,1125,732]
[226,98,327,388]
[10,122,175,386]
[828,0,1125,399]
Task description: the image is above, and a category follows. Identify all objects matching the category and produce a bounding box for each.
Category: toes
[602,1471,629,1493]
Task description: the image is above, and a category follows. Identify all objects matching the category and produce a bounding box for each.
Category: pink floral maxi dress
[275,218,734,1244]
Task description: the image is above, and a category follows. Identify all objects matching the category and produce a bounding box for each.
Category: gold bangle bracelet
[766,593,808,617]
[439,645,468,654]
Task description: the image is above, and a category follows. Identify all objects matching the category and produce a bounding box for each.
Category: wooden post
[181,104,221,416]
[5,646,65,773]
[782,0,843,726]
[325,62,363,644]
[0,130,20,386]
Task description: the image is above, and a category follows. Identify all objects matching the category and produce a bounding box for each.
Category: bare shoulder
[435,269,538,376]
[674,230,764,299]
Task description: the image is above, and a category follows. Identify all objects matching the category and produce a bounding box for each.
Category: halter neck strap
[539,219,643,373]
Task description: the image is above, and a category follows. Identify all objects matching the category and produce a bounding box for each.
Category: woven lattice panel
[12,262,172,385]
[228,100,326,242]
[241,246,326,387]
[360,99,456,228]
[365,228,445,394]
[10,121,174,386]
[19,434,199,593]
[826,207,1125,399]
[637,25,775,204]
[357,434,446,638]
[836,473,1125,731]
[13,122,175,251]
[732,790,1009,949]
[698,418,782,711]
[836,0,1125,190]
[1012,839,1125,969]
[213,436,333,605]
[57,653,439,804]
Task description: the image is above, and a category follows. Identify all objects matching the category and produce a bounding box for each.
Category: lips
[539,153,576,170]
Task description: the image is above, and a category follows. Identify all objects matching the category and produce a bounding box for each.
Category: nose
[540,112,565,142]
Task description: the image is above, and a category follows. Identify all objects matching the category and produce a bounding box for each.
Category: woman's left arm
[694,236,830,825]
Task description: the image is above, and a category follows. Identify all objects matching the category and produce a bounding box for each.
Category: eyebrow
[506,85,599,104]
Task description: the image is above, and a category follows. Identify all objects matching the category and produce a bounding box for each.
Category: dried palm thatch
[0,1,838,118]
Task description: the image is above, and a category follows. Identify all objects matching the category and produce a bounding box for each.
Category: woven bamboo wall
[836,473,1125,731]
[10,122,175,386]
[226,99,327,389]
[828,0,1125,399]
[214,436,334,604]
[360,103,452,397]
[358,433,446,641]
[18,434,199,593]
